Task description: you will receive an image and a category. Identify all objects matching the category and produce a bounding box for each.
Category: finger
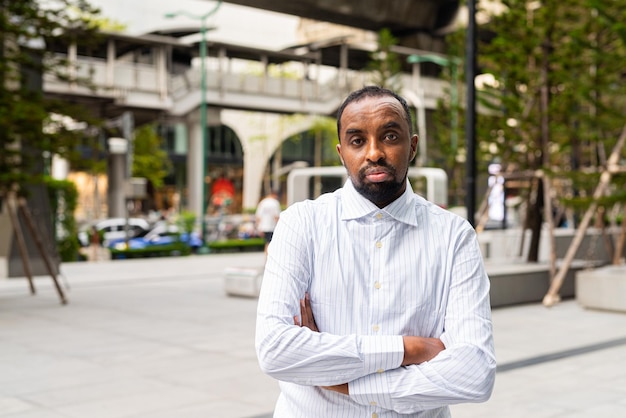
[294,315,301,326]
[300,298,307,324]
[304,293,316,325]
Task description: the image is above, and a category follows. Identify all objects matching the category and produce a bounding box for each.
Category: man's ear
[410,134,419,162]
[336,143,344,166]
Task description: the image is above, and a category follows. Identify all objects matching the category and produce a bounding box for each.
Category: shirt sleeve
[255,202,405,386]
[348,225,496,413]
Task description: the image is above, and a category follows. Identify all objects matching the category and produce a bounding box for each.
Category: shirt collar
[341,178,419,227]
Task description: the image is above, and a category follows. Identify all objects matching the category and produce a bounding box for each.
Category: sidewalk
[1,254,625,418]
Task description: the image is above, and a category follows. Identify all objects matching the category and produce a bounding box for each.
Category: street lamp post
[466,0,478,227]
[166,1,222,250]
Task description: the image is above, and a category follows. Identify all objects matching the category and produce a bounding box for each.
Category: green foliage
[0,0,104,196]
[366,28,403,92]
[281,116,341,167]
[177,210,196,235]
[481,0,626,165]
[76,11,127,32]
[437,0,626,214]
[132,124,173,188]
[45,177,80,261]
[310,116,340,166]
[207,238,265,253]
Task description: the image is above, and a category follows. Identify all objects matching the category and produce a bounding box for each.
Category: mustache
[359,162,396,177]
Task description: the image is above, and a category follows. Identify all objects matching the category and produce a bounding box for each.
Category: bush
[45,177,81,262]
[177,210,196,234]
[207,237,265,253]
[109,242,193,259]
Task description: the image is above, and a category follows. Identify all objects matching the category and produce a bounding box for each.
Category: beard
[352,162,406,207]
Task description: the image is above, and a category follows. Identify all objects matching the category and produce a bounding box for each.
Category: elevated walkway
[43,33,447,121]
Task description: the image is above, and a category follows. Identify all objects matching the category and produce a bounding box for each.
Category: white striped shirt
[256,179,496,417]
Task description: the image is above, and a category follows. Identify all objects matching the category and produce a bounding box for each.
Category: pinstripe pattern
[256,179,496,417]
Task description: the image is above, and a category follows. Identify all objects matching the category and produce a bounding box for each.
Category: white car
[78,218,151,247]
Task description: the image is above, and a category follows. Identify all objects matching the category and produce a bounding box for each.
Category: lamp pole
[165,1,222,249]
[466,0,478,228]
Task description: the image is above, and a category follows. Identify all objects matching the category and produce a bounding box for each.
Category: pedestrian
[255,189,281,256]
[256,86,496,417]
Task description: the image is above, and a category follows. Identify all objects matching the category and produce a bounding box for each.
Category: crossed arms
[294,293,446,396]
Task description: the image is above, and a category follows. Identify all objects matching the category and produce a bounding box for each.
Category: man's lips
[363,167,393,183]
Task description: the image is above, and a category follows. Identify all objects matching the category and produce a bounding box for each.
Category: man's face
[336,95,418,208]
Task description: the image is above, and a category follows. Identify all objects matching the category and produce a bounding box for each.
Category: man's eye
[350,138,364,146]
[384,133,398,141]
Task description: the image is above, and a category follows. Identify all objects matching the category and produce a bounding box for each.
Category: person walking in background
[255,190,281,256]
[256,86,495,417]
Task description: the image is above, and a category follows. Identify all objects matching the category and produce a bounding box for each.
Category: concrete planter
[0,211,11,279]
[576,265,626,313]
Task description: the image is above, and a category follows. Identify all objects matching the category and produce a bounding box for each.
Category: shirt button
[370,401,377,406]
[376,241,382,248]
[372,324,380,332]
[377,368,385,373]
[374,281,381,289]
[372,413,378,418]
[376,213,383,219]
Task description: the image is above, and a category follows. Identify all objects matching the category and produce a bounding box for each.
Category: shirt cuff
[359,335,404,376]
[349,371,394,410]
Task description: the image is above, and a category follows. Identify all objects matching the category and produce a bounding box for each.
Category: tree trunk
[613,205,626,265]
[526,177,544,263]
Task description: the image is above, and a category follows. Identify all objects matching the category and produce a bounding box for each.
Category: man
[255,190,281,255]
[256,86,496,417]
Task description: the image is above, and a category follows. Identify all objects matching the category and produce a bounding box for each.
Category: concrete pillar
[51,154,69,180]
[106,39,115,87]
[156,46,167,100]
[0,210,12,279]
[186,116,203,224]
[68,42,77,90]
[107,137,128,218]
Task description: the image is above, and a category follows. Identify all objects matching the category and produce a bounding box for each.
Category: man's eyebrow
[382,121,402,129]
[345,128,363,134]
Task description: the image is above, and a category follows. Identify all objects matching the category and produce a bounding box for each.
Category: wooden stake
[18,197,67,305]
[6,193,36,295]
[540,171,557,280]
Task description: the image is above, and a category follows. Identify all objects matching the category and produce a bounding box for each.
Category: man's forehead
[348,95,400,108]
[341,97,407,125]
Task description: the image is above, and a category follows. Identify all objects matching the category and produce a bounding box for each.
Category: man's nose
[366,140,385,162]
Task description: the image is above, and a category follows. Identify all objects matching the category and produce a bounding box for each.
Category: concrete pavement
[1,253,625,417]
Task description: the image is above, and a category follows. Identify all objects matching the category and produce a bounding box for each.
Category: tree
[132,124,172,189]
[0,0,102,197]
[481,0,626,260]
[435,0,626,261]
[366,28,403,92]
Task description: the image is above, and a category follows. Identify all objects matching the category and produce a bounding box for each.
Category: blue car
[107,224,203,256]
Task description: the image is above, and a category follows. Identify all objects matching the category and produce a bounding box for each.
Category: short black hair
[336,86,413,139]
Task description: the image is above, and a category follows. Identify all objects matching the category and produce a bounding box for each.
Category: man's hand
[294,294,349,394]
[320,383,349,395]
[402,336,446,365]
[293,292,319,332]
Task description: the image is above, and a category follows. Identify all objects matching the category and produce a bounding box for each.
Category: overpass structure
[221,0,460,49]
[44,1,459,223]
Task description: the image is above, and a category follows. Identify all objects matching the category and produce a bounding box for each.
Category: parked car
[78,217,151,247]
[107,223,203,258]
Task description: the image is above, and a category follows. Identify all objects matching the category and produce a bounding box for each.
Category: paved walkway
[1,254,625,418]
